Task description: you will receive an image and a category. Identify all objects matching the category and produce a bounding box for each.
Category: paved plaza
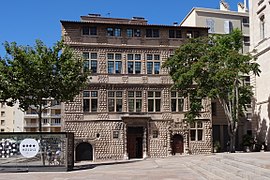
[1,152,270,180]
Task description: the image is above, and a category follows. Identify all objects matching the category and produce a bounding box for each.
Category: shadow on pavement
[72,159,142,171]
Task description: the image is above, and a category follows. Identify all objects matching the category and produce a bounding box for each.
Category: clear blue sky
[0,0,244,56]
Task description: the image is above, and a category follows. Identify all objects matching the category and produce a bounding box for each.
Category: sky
[0,0,245,56]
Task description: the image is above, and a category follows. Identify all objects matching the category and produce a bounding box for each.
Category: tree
[0,40,89,132]
[163,29,260,152]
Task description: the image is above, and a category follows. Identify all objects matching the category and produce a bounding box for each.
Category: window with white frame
[148,91,161,112]
[146,54,161,74]
[128,91,142,112]
[52,118,61,125]
[108,91,123,112]
[83,52,98,73]
[83,91,98,112]
[206,19,215,33]
[107,53,122,74]
[107,27,121,37]
[127,28,141,37]
[171,91,184,112]
[127,54,141,74]
[190,121,203,141]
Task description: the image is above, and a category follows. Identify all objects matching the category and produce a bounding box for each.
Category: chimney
[238,3,245,12]
[88,13,101,17]
[220,0,230,11]
[173,22,178,26]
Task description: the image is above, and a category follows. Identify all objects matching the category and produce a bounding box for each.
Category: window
[43,119,49,124]
[0,103,5,108]
[186,31,193,38]
[147,54,161,74]
[107,27,121,37]
[83,91,98,112]
[126,29,141,37]
[0,129,4,132]
[113,131,120,139]
[1,111,5,117]
[127,54,141,74]
[146,29,159,37]
[128,91,142,112]
[243,18,249,26]
[243,36,250,45]
[83,52,98,73]
[224,20,233,34]
[260,15,265,40]
[1,120,5,126]
[190,121,203,141]
[107,53,122,74]
[211,102,217,116]
[52,118,61,125]
[148,91,161,112]
[171,92,184,112]
[169,30,182,38]
[206,19,215,33]
[152,130,159,138]
[82,27,97,35]
[108,91,123,112]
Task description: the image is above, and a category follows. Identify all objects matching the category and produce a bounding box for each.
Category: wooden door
[172,134,183,154]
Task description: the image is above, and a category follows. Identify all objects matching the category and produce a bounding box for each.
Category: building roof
[60,19,208,30]
[180,7,249,26]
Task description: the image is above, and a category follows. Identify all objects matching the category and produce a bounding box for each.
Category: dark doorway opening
[127,127,143,159]
[172,134,184,155]
[76,142,93,161]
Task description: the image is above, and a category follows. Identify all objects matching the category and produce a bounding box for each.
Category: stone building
[249,0,270,150]
[180,0,251,151]
[61,14,211,161]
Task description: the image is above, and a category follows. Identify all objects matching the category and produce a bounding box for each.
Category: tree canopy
[0,40,89,131]
[163,29,260,152]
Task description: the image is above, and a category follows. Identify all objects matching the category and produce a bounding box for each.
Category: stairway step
[211,157,268,180]
[217,155,270,178]
[191,158,243,180]
[184,160,223,180]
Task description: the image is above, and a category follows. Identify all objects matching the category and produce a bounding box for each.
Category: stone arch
[75,142,93,161]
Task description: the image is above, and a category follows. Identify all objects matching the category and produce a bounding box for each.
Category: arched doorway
[76,142,93,161]
[172,134,184,155]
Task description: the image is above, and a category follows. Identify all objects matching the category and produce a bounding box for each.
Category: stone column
[143,126,148,158]
[123,123,128,160]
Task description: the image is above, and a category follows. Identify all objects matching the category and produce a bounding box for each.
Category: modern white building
[180,0,251,151]
[0,102,24,132]
[249,0,270,150]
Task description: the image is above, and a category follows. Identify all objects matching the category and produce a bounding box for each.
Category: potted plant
[242,134,253,152]
[213,141,221,153]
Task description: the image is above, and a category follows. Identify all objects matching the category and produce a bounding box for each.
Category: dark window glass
[108,61,114,74]
[152,130,158,138]
[147,62,153,74]
[83,52,89,59]
[198,130,203,141]
[146,29,152,37]
[154,62,160,74]
[169,30,175,38]
[84,60,89,72]
[148,99,154,112]
[134,29,141,37]
[91,53,97,59]
[115,61,122,74]
[127,29,133,37]
[116,99,122,112]
[135,62,141,74]
[82,27,90,35]
[107,28,114,36]
[155,99,161,112]
[108,99,114,112]
[153,29,159,37]
[83,99,90,112]
[178,99,184,112]
[91,60,97,73]
[113,131,119,139]
[190,130,196,141]
[115,28,121,37]
[176,30,182,38]
[211,102,217,116]
[127,54,133,60]
[128,62,134,74]
[91,99,98,112]
[171,99,177,112]
[90,27,97,35]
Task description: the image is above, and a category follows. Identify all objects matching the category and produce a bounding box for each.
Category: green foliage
[163,29,260,123]
[0,40,89,131]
